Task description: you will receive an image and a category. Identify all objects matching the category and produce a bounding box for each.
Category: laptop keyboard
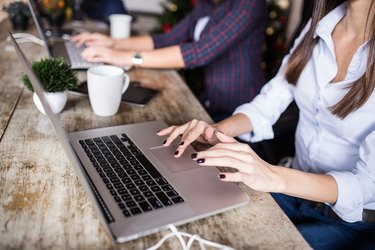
[79,134,184,218]
[64,41,102,68]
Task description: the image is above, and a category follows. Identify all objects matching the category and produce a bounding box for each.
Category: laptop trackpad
[150,145,199,173]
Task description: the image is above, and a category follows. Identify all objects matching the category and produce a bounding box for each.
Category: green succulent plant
[21,57,79,93]
[2,1,31,19]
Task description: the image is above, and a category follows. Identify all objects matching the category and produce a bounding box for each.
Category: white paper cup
[109,14,132,38]
[87,65,129,116]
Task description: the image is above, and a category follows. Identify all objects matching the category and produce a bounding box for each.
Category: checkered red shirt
[152,0,266,115]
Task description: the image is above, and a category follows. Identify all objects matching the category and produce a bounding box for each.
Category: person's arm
[195,133,339,203]
[112,36,154,51]
[80,45,185,68]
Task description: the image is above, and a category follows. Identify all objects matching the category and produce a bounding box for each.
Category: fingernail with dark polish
[197,158,205,164]
[179,141,185,146]
[219,174,225,179]
[174,150,179,155]
[156,130,161,133]
[162,140,167,144]
[191,153,197,159]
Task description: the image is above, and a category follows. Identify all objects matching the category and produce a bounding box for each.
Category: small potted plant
[2,1,31,31]
[21,57,79,114]
[39,0,66,29]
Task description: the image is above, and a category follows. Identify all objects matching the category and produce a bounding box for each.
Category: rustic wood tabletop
[0,18,310,250]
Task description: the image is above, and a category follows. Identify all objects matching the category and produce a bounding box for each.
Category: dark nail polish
[219,174,225,179]
[157,130,161,133]
[179,141,185,146]
[174,150,179,155]
[191,153,197,159]
[197,158,205,164]
[162,140,167,144]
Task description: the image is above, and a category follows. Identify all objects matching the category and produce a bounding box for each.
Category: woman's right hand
[157,119,221,157]
[72,32,114,48]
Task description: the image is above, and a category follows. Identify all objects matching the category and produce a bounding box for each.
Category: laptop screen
[27,0,51,56]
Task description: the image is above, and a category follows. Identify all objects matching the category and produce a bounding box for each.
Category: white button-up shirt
[234,2,375,222]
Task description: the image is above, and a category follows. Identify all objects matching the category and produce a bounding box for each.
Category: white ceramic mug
[87,65,129,116]
[109,14,132,39]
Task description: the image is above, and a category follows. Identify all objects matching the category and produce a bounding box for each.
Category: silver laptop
[10,33,249,243]
[27,0,102,69]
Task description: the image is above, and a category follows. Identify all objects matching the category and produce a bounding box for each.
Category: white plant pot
[33,92,67,115]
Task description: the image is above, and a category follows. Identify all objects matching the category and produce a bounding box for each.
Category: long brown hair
[284,0,375,119]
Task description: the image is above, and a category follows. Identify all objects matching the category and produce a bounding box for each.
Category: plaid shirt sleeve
[151,5,201,48]
[181,0,263,69]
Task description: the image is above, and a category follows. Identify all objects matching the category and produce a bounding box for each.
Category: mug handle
[122,74,130,94]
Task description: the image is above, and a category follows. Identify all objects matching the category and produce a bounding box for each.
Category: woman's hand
[195,132,283,193]
[80,47,132,67]
[157,119,221,157]
[72,32,114,48]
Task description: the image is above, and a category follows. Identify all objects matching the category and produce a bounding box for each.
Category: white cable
[6,33,45,46]
[146,224,235,250]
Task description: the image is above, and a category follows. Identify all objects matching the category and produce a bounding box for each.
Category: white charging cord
[6,33,45,46]
[146,224,235,250]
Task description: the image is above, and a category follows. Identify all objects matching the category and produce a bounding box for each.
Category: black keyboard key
[135,155,162,178]
[161,185,174,192]
[155,192,173,206]
[142,175,152,181]
[171,196,184,204]
[118,172,128,179]
[114,196,121,202]
[123,209,131,217]
[118,189,128,195]
[121,177,132,184]
[130,174,141,180]
[139,185,149,192]
[148,197,163,209]
[151,186,161,193]
[134,180,144,186]
[134,194,145,202]
[138,170,148,176]
[134,165,143,171]
[121,194,132,201]
[125,183,136,190]
[143,191,154,198]
[126,200,137,208]
[138,201,153,212]
[118,202,126,209]
[155,178,168,186]
[126,169,136,175]
[146,180,157,187]
[85,139,95,145]
[130,207,142,215]
[114,183,124,189]
[129,160,139,165]
[130,189,140,196]
[166,190,179,198]
[110,177,120,183]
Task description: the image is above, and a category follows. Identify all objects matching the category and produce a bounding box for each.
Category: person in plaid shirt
[73,0,267,120]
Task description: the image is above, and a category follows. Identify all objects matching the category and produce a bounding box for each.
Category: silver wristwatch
[131,52,144,67]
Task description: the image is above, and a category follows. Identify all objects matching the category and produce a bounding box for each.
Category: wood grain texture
[0,19,310,250]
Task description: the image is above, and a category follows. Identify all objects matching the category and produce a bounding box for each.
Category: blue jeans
[271,193,375,249]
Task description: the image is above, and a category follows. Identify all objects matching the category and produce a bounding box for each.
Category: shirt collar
[313,2,348,40]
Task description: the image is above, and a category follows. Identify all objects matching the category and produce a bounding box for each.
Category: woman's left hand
[80,47,132,68]
[195,132,283,193]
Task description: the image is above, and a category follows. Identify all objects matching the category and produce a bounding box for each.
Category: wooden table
[0,19,310,249]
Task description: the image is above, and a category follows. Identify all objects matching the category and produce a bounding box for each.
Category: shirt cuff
[151,34,166,49]
[233,103,275,143]
[327,171,364,222]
